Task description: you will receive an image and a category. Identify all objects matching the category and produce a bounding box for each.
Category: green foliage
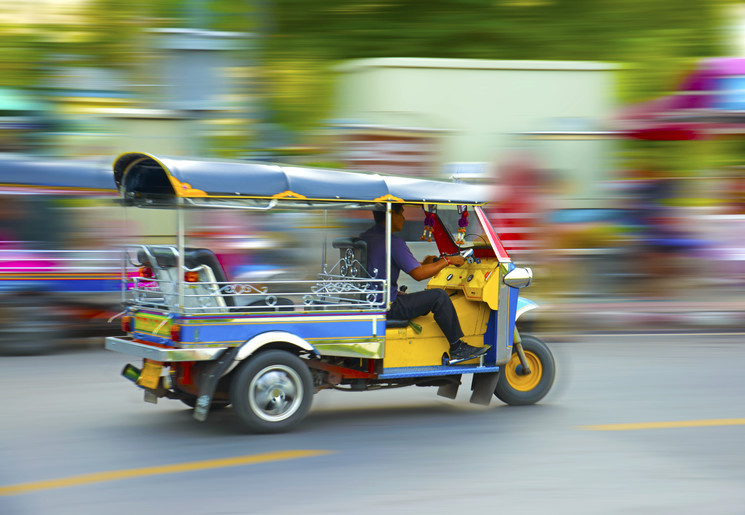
[1,0,737,151]
[258,0,733,130]
[0,32,45,88]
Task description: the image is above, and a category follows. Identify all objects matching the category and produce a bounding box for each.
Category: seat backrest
[332,237,369,278]
[183,248,234,307]
[135,246,233,310]
[183,248,229,284]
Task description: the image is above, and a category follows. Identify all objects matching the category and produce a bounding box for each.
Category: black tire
[495,334,555,406]
[0,322,61,356]
[229,350,313,433]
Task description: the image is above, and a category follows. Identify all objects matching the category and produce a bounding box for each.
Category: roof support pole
[385,201,391,309]
[177,197,185,314]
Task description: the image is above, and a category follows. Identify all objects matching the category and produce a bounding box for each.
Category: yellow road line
[0,449,333,496]
[579,418,745,431]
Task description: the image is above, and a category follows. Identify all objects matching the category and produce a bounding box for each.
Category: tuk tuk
[0,156,123,355]
[105,152,555,433]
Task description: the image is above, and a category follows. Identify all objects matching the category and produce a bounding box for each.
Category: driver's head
[373,204,405,233]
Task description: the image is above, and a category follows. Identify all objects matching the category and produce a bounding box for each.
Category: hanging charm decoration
[455,205,468,245]
[421,205,437,242]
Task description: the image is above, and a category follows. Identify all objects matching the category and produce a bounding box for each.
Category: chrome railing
[121,245,385,314]
[127,276,386,313]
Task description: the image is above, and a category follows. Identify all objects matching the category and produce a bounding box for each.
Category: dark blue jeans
[388,289,464,345]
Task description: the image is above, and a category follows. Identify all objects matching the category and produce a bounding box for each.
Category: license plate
[137,361,163,389]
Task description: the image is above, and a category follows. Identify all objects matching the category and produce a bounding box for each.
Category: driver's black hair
[373,204,404,224]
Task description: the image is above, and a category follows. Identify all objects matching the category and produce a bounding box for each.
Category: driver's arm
[408,254,465,281]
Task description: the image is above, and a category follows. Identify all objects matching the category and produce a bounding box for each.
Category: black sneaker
[449,340,489,360]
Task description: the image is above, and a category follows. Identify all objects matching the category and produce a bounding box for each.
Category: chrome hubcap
[248,364,303,422]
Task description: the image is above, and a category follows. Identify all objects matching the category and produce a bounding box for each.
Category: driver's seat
[331,237,369,278]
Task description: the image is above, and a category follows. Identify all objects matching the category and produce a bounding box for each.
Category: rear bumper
[105,337,226,362]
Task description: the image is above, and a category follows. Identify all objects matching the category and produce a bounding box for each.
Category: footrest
[443,345,490,366]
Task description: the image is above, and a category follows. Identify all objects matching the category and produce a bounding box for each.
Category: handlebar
[434,248,478,264]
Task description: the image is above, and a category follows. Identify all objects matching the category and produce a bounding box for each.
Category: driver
[359,204,489,361]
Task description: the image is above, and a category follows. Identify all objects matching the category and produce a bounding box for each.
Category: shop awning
[616,58,745,140]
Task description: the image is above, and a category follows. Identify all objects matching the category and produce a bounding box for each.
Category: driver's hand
[449,255,466,266]
[421,255,438,265]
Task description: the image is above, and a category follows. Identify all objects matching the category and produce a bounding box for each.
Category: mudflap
[193,347,241,422]
[470,372,500,406]
[437,376,461,399]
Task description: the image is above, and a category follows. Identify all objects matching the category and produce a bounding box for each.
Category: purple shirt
[359,224,420,302]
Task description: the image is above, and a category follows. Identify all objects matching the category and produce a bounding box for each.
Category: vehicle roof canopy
[0,155,117,195]
[113,152,492,207]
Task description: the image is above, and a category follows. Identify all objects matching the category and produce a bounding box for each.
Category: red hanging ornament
[455,206,468,245]
[421,205,437,242]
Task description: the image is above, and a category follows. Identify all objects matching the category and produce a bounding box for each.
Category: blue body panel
[507,286,520,336]
[134,310,386,348]
[380,364,499,379]
[483,309,499,363]
[0,277,119,294]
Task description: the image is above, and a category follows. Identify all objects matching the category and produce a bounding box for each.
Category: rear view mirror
[503,267,532,289]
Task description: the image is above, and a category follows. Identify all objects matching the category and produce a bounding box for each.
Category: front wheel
[494,334,555,406]
[230,350,313,433]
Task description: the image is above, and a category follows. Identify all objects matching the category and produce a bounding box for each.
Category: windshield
[436,205,493,249]
[396,204,492,247]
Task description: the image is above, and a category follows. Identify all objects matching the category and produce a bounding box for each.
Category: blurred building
[331,58,619,203]
[33,29,253,158]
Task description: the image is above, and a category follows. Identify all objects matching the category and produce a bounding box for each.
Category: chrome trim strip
[516,297,539,320]
[105,337,226,362]
[234,331,318,362]
[312,339,385,359]
[495,264,514,365]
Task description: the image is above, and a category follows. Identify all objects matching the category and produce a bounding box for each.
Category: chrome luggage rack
[121,245,385,314]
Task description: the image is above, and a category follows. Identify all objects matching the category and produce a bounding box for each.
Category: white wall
[333,58,619,201]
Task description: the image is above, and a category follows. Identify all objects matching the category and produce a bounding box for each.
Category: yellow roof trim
[168,176,207,197]
[272,190,308,199]
[372,194,404,202]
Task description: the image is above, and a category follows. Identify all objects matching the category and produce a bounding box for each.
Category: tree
[6,0,736,138]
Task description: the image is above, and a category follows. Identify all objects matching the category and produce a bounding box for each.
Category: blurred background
[1,0,745,353]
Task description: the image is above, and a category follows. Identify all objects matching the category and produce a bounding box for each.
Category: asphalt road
[1,334,744,515]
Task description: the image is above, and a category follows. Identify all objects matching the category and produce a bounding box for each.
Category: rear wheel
[230,350,313,433]
[495,334,555,405]
[0,319,61,356]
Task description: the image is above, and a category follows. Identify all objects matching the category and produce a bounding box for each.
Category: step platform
[379,363,499,379]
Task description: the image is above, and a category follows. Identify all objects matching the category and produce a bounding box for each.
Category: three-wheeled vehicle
[0,156,123,355]
[105,152,555,433]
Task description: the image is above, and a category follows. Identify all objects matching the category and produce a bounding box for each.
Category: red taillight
[184,271,200,283]
[170,324,181,342]
[139,267,154,279]
[121,316,132,333]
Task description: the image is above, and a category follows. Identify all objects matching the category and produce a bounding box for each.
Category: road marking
[546,332,745,339]
[0,449,333,496]
[579,418,745,431]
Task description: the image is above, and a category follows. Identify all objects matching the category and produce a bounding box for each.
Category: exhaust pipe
[121,363,141,383]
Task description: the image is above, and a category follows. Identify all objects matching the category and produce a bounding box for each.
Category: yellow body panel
[427,257,502,309]
[482,263,508,310]
[137,361,163,389]
[134,312,172,336]
[382,292,491,368]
